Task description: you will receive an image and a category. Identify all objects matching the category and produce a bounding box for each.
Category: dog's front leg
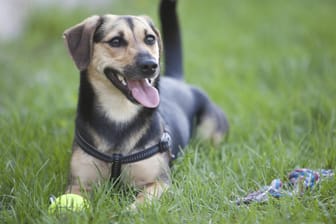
[66,146,111,195]
[129,180,170,210]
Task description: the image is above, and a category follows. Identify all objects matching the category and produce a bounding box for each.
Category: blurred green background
[0,0,335,223]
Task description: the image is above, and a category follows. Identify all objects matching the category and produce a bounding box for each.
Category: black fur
[93,16,106,43]
[160,0,183,79]
[123,16,135,32]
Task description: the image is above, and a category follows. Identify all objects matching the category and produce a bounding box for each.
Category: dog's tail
[159,0,183,80]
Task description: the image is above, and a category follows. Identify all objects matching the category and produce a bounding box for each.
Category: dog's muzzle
[104,68,160,108]
[137,57,158,77]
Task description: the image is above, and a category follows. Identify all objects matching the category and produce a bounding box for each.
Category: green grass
[1,0,335,223]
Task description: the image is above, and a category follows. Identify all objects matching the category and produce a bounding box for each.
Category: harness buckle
[159,132,175,159]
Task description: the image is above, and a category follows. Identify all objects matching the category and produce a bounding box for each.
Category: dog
[63,0,229,207]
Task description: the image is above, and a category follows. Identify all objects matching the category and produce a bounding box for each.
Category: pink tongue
[128,79,160,108]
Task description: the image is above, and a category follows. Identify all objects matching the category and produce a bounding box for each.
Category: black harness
[75,128,174,182]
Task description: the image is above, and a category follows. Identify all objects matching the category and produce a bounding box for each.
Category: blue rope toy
[236,168,334,205]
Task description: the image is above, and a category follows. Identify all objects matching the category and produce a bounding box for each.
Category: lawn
[0,0,335,223]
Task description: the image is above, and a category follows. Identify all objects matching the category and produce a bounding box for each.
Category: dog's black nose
[138,58,158,76]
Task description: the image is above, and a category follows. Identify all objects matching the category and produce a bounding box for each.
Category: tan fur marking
[129,181,169,210]
[136,181,169,202]
[90,120,150,154]
[67,145,111,193]
[87,65,141,122]
[122,153,170,187]
[197,116,223,144]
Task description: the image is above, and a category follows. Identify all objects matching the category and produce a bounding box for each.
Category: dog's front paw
[126,202,139,213]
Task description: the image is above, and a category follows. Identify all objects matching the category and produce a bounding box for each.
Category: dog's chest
[91,128,169,187]
[91,121,150,155]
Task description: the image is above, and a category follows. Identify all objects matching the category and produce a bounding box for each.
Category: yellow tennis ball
[48,194,90,214]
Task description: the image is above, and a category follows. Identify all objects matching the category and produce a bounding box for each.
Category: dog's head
[63,15,162,108]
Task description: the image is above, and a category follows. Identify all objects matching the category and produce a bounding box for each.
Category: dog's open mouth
[104,68,160,108]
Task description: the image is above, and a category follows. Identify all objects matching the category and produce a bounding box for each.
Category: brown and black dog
[63,0,228,208]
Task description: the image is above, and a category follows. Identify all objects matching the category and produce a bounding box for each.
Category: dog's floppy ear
[63,15,102,71]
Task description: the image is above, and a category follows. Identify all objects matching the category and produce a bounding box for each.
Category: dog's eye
[108,37,126,48]
[144,35,156,45]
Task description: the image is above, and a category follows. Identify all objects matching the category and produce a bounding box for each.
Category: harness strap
[74,128,172,181]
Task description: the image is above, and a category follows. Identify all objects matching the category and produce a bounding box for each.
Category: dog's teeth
[117,75,127,86]
[117,75,123,81]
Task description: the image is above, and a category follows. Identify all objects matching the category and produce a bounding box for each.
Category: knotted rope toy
[236,168,334,205]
